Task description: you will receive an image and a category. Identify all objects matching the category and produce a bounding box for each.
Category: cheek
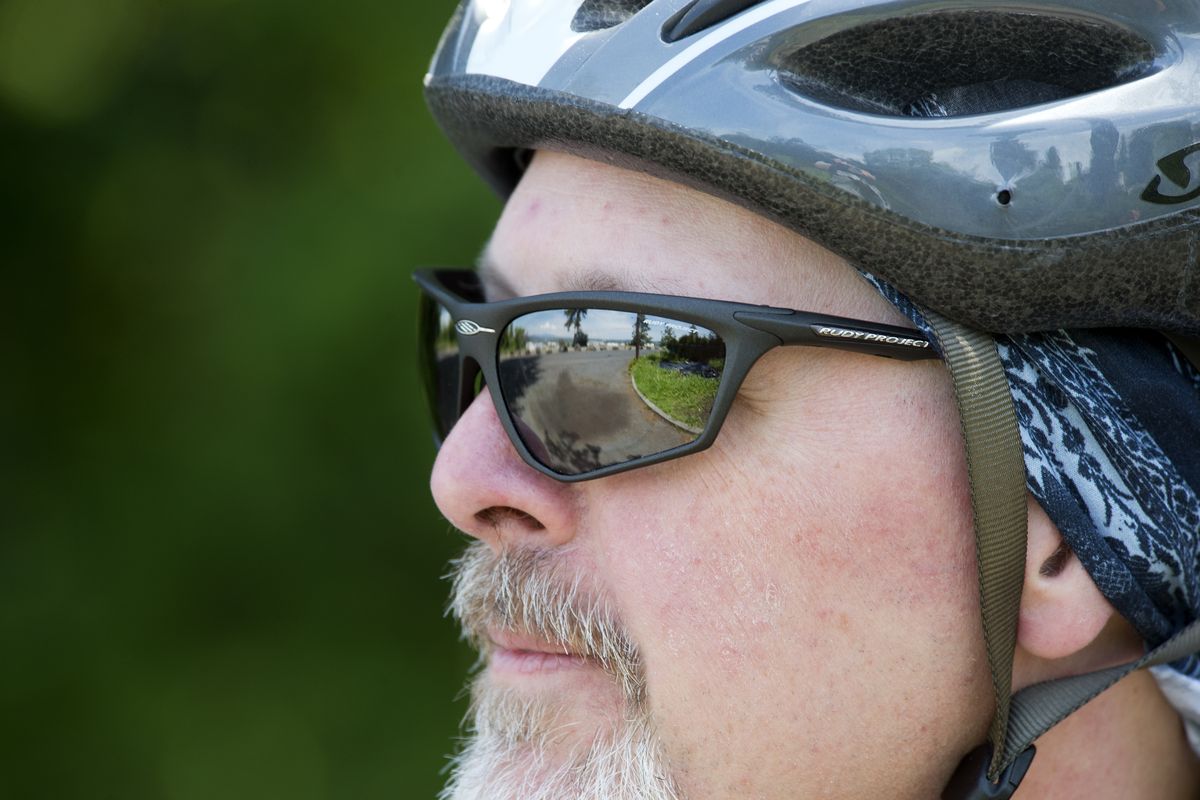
[590,474,797,792]
[583,366,988,796]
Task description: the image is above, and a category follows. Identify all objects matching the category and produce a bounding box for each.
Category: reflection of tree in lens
[499,325,527,355]
[564,308,587,334]
[660,325,677,352]
[563,308,589,349]
[663,325,722,364]
[631,313,650,359]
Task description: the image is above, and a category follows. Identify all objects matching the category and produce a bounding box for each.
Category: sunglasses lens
[418,294,461,440]
[498,309,726,475]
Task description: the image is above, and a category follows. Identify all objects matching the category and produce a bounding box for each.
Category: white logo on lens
[455,320,495,336]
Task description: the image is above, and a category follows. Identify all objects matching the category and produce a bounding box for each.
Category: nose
[430,391,581,551]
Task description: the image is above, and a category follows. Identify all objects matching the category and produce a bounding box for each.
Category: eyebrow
[476,245,686,299]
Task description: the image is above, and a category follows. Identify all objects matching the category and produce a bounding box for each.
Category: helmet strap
[923,310,1200,798]
[917,308,1030,792]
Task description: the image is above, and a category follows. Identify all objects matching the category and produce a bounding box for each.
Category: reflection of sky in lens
[513,309,712,342]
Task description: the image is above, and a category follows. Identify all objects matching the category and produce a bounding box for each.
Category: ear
[1016,496,1115,662]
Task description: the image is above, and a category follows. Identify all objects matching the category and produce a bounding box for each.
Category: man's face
[431,152,993,799]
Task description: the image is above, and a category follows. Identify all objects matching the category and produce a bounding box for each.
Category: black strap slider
[942,743,1036,800]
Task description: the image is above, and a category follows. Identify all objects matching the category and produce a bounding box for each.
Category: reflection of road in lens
[500,349,695,474]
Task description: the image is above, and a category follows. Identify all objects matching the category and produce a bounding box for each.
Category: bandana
[866,277,1200,749]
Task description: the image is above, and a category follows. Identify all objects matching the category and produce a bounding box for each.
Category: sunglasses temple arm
[732,309,939,361]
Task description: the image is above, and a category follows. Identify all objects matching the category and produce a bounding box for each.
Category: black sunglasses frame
[416,268,938,482]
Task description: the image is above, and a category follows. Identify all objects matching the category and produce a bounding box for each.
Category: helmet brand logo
[455,320,495,336]
[1142,143,1200,205]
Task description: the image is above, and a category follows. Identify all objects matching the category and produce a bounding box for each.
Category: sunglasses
[416,269,937,481]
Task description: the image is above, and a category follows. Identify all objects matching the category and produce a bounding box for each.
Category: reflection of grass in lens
[629,356,719,431]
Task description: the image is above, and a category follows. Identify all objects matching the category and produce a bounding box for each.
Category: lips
[487,629,589,674]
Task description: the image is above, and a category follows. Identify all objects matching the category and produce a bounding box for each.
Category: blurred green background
[1,1,497,797]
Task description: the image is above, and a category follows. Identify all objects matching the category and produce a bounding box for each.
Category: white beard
[444,541,683,800]
[441,678,680,800]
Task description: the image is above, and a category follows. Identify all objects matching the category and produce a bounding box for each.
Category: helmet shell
[426,0,1200,334]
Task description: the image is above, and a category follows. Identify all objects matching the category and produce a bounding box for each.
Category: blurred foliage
[0,1,497,797]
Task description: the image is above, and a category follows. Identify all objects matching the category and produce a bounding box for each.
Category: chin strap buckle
[942,743,1036,800]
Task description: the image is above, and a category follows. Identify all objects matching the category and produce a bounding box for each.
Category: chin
[442,672,681,800]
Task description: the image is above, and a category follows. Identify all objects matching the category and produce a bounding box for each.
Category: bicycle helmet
[423,2,1200,796]
[425,0,1200,336]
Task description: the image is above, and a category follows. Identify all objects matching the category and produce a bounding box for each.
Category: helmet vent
[777,11,1159,117]
[571,0,655,33]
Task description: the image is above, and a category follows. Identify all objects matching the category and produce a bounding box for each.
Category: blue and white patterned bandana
[866,276,1200,746]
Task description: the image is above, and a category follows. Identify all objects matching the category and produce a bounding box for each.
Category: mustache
[448,541,646,705]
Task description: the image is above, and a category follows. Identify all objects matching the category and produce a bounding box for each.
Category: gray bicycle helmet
[424,1,1200,796]
[425,0,1200,336]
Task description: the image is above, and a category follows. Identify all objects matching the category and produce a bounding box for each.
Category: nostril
[476,506,546,531]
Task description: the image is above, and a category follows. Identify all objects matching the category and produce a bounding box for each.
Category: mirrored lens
[498,308,725,475]
[418,294,460,440]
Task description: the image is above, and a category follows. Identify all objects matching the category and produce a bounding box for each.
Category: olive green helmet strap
[923,311,1200,795]
[918,308,1029,781]
[1003,617,1200,764]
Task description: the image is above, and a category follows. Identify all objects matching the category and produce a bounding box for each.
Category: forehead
[482,151,902,323]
